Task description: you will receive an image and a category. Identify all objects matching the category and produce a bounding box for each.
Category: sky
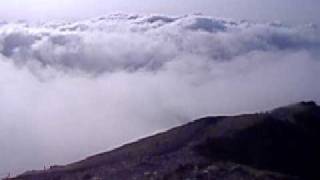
[0,0,320,177]
[0,0,320,25]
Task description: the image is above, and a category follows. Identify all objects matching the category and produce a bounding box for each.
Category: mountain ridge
[8,101,320,180]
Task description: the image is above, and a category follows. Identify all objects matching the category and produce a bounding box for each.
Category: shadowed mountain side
[8,101,320,180]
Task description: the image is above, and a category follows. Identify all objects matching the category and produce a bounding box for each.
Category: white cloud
[0,14,320,175]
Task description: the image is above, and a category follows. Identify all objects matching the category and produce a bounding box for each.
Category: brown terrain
[7,101,320,180]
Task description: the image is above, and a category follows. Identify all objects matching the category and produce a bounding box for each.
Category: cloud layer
[0,14,320,175]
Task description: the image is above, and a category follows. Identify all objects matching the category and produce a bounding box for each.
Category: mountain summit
[8,101,320,180]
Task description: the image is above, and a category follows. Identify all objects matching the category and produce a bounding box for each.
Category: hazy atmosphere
[1,0,320,25]
[1,0,320,177]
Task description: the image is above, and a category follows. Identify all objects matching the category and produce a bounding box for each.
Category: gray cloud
[1,14,319,74]
[0,14,320,176]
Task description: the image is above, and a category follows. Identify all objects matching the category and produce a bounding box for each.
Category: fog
[0,14,320,175]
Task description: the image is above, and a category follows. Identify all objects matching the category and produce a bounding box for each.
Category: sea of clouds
[0,14,320,175]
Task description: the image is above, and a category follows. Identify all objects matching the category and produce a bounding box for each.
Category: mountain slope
[9,101,320,180]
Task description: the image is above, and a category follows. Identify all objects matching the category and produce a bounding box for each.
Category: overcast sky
[0,0,320,25]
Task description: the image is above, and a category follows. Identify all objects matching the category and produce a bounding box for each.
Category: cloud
[0,14,320,175]
[1,14,319,74]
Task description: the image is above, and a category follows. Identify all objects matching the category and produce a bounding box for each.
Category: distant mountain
[8,101,320,180]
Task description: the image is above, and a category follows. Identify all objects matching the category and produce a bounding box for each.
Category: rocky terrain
[7,101,320,180]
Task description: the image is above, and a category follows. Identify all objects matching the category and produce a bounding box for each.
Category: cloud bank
[0,14,320,175]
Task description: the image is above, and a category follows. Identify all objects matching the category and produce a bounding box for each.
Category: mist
[0,14,320,175]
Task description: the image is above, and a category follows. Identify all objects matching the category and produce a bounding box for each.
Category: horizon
[0,0,320,25]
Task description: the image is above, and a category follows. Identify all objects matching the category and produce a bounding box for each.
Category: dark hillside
[8,101,320,180]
